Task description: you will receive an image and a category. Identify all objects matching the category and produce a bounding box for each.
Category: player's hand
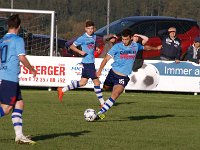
[96,47,101,54]
[31,69,37,78]
[96,71,101,78]
[112,34,118,39]
[79,51,87,56]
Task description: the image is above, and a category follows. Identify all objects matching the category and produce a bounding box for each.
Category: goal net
[0,8,56,56]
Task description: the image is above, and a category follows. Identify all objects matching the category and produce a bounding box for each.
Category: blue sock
[0,106,5,117]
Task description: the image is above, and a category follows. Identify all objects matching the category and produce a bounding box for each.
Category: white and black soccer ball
[84,108,97,122]
[129,63,160,90]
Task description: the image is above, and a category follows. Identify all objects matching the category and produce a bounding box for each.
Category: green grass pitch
[1,89,200,150]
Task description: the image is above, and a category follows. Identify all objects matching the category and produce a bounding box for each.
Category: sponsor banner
[19,56,112,87]
[20,56,200,92]
[20,56,68,87]
[126,60,200,92]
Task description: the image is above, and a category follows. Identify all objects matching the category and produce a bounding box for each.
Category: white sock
[94,86,104,105]
[62,80,80,92]
[12,109,23,137]
[98,97,115,114]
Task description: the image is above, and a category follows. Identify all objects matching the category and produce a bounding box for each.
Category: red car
[65,16,200,60]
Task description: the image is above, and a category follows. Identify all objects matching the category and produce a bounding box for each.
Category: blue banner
[153,62,200,77]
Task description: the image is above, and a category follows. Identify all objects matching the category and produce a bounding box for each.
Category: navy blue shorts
[81,63,98,80]
[0,80,22,106]
[104,69,130,87]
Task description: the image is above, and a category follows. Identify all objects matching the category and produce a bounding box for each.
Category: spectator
[132,34,148,71]
[158,27,181,63]
[132,34,161,71]
[184,36,200,64]
[99,34,117,58]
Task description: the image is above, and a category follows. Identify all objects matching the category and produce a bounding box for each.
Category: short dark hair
[121,29,132,37]
[85,20,94,27]
[7,14,21,29]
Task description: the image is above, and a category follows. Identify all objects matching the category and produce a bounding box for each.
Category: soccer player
[0,14,37,144]
[95,29,158,120]
[57,20,104,107]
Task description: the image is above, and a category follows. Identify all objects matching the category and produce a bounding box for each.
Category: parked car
[65,16,200,59]
[0,17,67,56]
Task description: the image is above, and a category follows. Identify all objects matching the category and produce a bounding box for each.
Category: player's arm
[135,34,149,45]
[96,54,112,77]
[144,45,162,51]
[70,44,86,56]
[19,55,36,77]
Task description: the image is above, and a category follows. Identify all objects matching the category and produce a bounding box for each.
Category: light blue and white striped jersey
[0,33,26,82]
[108,41,144,76]
[73,33,96,63]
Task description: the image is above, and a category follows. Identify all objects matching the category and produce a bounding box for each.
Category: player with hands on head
[0,14,37,145]
[57,20,104,107]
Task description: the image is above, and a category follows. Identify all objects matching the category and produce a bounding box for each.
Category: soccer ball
[129,63,160,90]
[84,108,97,122]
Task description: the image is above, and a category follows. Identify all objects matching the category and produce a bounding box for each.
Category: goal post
[0,8,55,56]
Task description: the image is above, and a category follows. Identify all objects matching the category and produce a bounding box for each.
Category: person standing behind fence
[98,34,118,58]
[57,20,105,107]
[132,34,161,71]
[132,34,149,71]
[0,14,37,145]
[184,36,200,64]
[158,27,181,63]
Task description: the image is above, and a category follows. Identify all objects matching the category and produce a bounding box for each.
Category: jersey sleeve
[107,44,118,57]
[15,37,26,55]
[73,37,83,47]
[137,43,144,51]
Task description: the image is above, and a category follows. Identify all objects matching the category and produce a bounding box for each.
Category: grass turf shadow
[32,130,90,141]
[128,114,175,120]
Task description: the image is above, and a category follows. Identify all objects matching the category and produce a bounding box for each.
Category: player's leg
[57,63,90,101]
[0,104,4,117]
[103,84,112,91]
[103,69,114,91]
[0,104,13,117]
[0,80,17,117]
[13,92,36,145]
[97,84,124,115]
[86,63,104,106]
[93,78,105,107]
[57,78,88,102]
[60,80,80,93]
[96,71,130,119]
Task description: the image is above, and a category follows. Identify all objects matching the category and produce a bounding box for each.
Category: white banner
[127,60,200,92]
[20,56,200,93]
[19,56,112,88]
